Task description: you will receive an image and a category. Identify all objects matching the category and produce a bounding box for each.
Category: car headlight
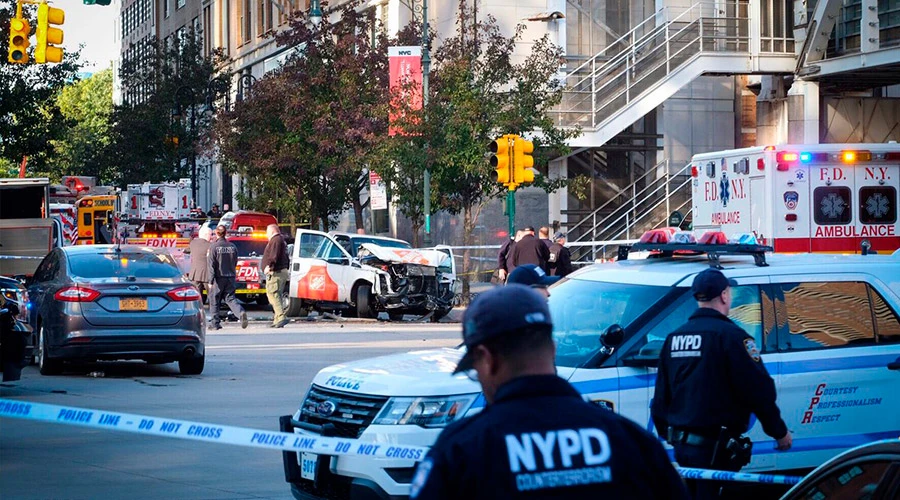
[372,394,479,428]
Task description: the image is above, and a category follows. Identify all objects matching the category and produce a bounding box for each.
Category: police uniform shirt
[410,375,687,500]
[651,308,788,440]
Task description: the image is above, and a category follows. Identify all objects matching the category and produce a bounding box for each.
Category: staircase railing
[552,1,759,130]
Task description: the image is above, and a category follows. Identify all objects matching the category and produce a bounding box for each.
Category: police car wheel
[179,354,205,375]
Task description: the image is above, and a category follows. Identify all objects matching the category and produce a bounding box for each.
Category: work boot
[274,319,289,328]
[240,311,248,329]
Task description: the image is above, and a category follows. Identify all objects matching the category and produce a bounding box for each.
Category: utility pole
[421,0,432,246]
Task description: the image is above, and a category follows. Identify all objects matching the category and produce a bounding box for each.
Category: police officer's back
[411,285,687,499]
[651,269,792,497]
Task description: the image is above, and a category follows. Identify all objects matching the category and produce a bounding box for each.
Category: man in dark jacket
[185,225,212,300]
[262,224,291,328]
[207,225,247,330]
[651,269,792,499]
[510,226,550,273]
[548,232,574,277]
[410,285,687,500]
[538,226,553,249]
[1,294,25,382]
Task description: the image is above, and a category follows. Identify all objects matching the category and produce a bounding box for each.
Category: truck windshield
[550,279,670,367]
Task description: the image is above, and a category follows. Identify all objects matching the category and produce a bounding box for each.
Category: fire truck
[690,143,900,253]
[121,180,197,272]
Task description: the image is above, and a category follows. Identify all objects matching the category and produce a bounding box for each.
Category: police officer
[410,285,687,500]
[651,269,792,499]
[207,225,248,330]
[506,263,559,298]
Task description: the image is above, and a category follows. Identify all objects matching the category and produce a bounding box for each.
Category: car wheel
[38,324,63,376]
[255,296,269,306]
[285,296,307,317]
[179,354,205,375]
[388,311,404,321]
[355,284,376,319]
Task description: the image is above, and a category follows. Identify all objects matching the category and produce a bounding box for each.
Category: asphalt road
[0,318,462,500]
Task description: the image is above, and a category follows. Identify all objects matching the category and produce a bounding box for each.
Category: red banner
[388,46,423,136]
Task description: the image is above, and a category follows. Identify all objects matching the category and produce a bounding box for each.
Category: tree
[0,0,83,177]
[47,69,114,182]
[109,28,228,187]
[214,1,389,231]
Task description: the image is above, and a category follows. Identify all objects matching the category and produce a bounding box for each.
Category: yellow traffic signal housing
[489,136,513,186]
[35,3,65,64]
[7,15,30,64]
[513,137,535,184]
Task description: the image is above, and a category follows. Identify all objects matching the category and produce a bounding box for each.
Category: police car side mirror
[600,324,625,348]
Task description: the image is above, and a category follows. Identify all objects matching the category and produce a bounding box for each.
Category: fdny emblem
[784,191,799,210]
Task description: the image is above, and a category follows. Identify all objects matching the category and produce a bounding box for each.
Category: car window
[870,287,900,344]
[297,233,326,258]
[795,460,896,499]
[32,252,57,282]
[777,282,877,351]
[68,252,182,279]
[550,279,670,368]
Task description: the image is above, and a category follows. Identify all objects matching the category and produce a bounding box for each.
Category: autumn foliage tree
[214,2,389,231]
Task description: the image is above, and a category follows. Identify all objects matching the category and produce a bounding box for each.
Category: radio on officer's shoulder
[711,427,753,468]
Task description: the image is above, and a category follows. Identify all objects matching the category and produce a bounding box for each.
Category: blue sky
[63,1,119,71]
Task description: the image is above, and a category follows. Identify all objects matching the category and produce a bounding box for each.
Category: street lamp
[309,0,323,26]
[409,0,432,245]
[236,74,258,102]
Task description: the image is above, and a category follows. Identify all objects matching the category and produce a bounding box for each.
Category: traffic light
[35,2,65,64]
[7,8,30,64]
[489,135,513,187]
[83,1,112,4]
[513,137,535,185]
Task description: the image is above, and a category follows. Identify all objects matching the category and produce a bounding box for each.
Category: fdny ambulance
[691,143,900,253]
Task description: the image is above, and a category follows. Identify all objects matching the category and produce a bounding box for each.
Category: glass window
[32,253,55,283]
[550,280,672,367]
[778,282,876,351]
[177,0,186,9]
[795,461,895,499]
[814,186,852,225]
[296,233,325,258]
[68,252,182,279]
[859,186,897,224]
[869,287,900,343]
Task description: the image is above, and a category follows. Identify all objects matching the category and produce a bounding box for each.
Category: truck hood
[358,244,448,268]
[312,348,577,397]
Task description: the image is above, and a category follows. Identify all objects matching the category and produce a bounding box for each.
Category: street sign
[669,210,684,228]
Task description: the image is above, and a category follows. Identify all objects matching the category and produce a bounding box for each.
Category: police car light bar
[621,231,774,268]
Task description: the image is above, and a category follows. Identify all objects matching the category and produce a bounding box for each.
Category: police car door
[290,230,352,303]
[767,273,900,472]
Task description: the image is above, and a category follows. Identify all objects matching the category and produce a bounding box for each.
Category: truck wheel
[285,297,307,317]
[388,311,404,322]
[355,285,376,319]
[38,324,63,376]
[179,354,205,375]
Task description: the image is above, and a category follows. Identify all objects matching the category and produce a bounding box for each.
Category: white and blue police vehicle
[280,233,900,500]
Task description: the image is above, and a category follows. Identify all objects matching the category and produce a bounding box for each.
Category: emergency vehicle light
[690,165,699,177]
[840,150,872,163]
[698,231,728,245]
[785,214,798,222]
[776,152,799,163]
[639,228,678,244]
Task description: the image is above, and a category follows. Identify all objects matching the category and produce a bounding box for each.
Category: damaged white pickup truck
[285,230,457,321]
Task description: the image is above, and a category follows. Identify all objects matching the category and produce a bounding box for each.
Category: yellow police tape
[0,398,804,485]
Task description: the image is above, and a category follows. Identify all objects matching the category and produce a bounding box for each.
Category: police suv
[280,234,900,499]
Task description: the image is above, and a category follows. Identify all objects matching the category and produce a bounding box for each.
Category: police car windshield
[550,279,669,367]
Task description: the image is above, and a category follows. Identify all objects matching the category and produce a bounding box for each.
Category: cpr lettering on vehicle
[801,383,884,424]
[505,428,612,492]
[669,335,702,358]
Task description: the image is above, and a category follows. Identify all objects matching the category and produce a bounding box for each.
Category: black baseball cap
[692,269,737,301]
[453,285,553,374]
[523,226,535,232]
[507,264,560,288]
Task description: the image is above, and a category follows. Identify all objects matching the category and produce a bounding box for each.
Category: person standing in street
[510,226,550,273]
[207,204,221,218]
[410,285,687,500]
[505,264,559,298]
[186,225,212,300]
[1,294,25,382]
[538,226,553,249]
[262,224,291,328]
[207,225,248,330]
[548,232,574,278]
[651,269,792,499]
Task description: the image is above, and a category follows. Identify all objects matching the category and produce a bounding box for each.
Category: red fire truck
[121,180,197,271]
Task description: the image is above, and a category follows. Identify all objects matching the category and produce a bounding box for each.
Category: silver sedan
[27,245,206,375]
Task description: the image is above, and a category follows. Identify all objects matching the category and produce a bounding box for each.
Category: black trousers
[674,442,742,500]
[210,277,244,326]
[1,329,26,382]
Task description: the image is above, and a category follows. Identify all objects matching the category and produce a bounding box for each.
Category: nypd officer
[651,269,792,499]
[410,285,687,499]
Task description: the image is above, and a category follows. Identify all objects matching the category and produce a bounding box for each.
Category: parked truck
[0,178,54,277]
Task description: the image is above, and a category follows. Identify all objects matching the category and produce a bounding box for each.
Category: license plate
[300,452,318,481]
[119,298,148,311]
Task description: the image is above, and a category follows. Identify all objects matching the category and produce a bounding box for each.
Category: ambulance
[121,180,196,273]
[690,143,900,253]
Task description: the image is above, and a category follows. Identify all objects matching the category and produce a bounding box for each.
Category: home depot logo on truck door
[297,265,339,301]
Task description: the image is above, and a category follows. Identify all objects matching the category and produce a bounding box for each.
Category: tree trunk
[351,191,365,232]
[411,221,421,248]
[462,205,473,300]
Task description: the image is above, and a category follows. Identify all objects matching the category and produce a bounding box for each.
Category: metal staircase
[566,162,694,261]
[552,1,797,148]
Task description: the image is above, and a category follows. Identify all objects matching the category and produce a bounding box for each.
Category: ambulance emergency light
[773,149,898,170]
